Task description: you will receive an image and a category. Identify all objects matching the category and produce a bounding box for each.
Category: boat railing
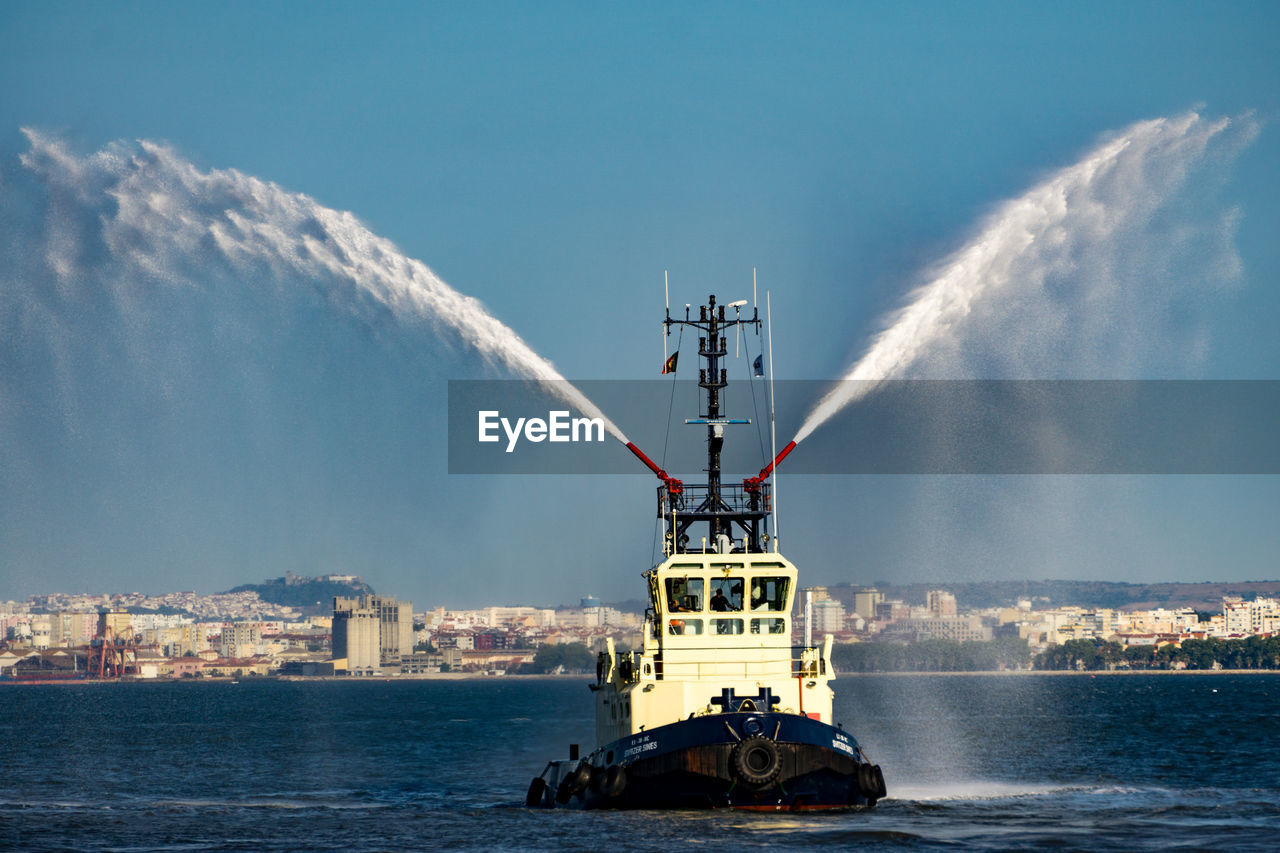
[657,483,771,519]
[796,645,826,678]
[646,646,826,681]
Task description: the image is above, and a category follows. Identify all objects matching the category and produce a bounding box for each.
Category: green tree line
[831,637,1031,673]
[522,642,596,674]
[1034,636,1280,671]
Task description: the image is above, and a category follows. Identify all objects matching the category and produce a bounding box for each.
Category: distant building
[811,598,847,634]
[220,622,263,658]
[97,609,132,639]
[482,606,556,628]
[927,590,958,617]
[47,612,97,647]
[400,649,462,673]
[29,616,50,649]
[886,615,992,643]
[332,599,380,675]
[555,606,636,629]
[332,594,413,674]
[853,588,884,620]
[1222,598,1252,635]
[1122,608,1196,635]
[875,600,910,623]
[473,632,509,650]
[1220,596,1279,636]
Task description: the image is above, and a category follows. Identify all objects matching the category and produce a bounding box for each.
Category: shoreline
[0,672,592,685]
[835,668,1280,678]
[6,669,1280,686]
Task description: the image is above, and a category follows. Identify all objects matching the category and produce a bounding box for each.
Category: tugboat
[526,294,886,810]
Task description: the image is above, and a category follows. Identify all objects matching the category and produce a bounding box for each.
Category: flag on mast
[662,351,679,374]
[753,354,764,377]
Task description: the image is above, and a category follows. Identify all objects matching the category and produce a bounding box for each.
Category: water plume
[13,129,627,443]
[794,111,1256,445]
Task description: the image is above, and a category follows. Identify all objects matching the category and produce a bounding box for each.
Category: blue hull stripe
[599,711,861,765]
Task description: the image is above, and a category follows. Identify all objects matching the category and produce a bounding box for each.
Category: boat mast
[665,294,763,553]
[625,290,799,555]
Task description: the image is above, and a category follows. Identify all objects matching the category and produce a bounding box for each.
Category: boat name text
[623,734,658,759]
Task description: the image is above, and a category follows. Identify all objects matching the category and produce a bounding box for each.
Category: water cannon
[744,440,797,492]
[625,441,684,495]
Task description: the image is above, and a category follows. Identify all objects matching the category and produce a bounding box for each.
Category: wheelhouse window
[668,617,703,636]
[749,577,790,612]
[666,577,703,613]
[712,618,744,635]
[750,617,787,635]
[708,578,744,612]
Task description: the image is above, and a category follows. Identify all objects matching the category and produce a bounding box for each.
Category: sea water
[1,674,1276,851]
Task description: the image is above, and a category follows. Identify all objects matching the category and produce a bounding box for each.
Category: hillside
[227,573,374,614]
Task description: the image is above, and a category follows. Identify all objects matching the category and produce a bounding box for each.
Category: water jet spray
[789,111,1250,448]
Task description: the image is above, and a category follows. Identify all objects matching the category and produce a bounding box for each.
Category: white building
[811,598,847,634]
[219,622,263,658]
[483,606,556,628]
[1222,598,1253,635]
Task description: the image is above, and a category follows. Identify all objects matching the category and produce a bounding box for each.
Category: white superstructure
[594,552,833,747]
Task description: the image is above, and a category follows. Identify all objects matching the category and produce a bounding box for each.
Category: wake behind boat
[525,293,886,811]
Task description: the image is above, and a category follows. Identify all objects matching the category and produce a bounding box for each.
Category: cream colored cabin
[594,552,834,747]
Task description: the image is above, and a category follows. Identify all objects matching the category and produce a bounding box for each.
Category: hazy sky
[2,2,1278,608]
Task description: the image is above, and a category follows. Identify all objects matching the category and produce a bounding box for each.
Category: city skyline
[3,3,1278,607]
[10,571,1280,624]
[7,572,1280,677]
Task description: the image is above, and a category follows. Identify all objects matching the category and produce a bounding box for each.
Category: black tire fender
[569,761,593,796]
[857,762,887,800]
[525,776,548,808]
[603,764,627,798]
[555,775,573,804]
[731,735,782,787]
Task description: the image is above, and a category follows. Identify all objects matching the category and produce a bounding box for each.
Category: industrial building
[332,594,413,675]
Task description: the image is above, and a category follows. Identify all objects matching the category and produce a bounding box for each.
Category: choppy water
[1,674,1276,851]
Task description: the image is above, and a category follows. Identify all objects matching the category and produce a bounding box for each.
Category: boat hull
[530,711,885,810]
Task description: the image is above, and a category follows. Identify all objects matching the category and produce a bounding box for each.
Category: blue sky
[2,2,1278,608]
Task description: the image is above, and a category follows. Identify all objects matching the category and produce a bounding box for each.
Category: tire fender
[731,735,782,787]
[603,764,627,798]
[568,761,593,797]
[525,776,548,808]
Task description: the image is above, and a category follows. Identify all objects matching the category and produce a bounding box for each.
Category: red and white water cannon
[743,440,796,493]
[624,441,684,495]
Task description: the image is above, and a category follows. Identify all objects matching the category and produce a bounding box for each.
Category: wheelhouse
[649,556,795,646]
